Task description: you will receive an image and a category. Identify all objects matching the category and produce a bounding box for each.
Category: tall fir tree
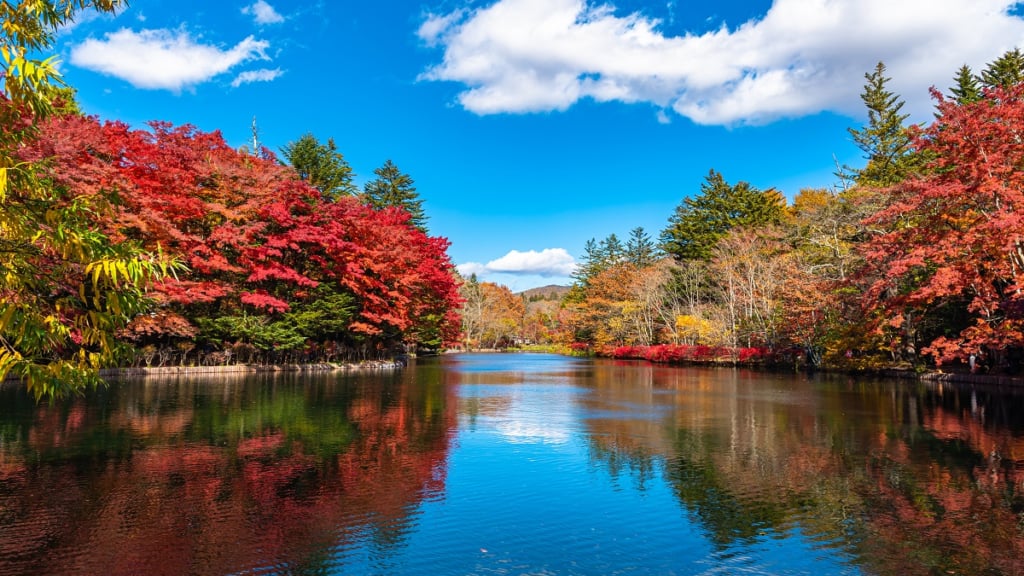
[949,64,982,105]
[569,235,628,299]
[280,133,357,199]
[566,239,602,302]
[980,48,1024,90]
[600,233,625,265]
[362,159,427,232]
[625,226,657,268]
[843,62,917,188]
[660,169,785,262]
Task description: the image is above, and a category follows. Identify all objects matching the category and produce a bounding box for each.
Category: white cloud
[419,0,1024,125]
[242,1,285,25]
[418,9,466,46]
[458,248,577,278]
[70,28,270,91]
[232,67,284,87]
[457,262,488,277]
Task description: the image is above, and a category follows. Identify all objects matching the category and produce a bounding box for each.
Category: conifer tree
[600,233,625,265]
[981,48,1024,90]
[281,133,356,199]
[844,62,917,188]
[949,64,982,105]
[661,169,784,262]
[572,237,614,288]
[362,159,427,232]
[625,227,657,268]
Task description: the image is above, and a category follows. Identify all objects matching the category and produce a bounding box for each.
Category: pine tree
[362,159,427,232]
[625,226,657,268]
[600,233,625,266]
[570,235,629,298]
[572,239,604,287]
[660,169,785,262]
[981,48,1024,90]
[844,62,916,188]
[949,64,982,105]
[280,133,357,199]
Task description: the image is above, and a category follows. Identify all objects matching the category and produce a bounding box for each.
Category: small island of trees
[0,1,461,398]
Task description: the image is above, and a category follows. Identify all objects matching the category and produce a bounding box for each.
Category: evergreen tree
[566,246,596,304]
[569,235,627,300]
[981,48,1024,90]
[843,62,917,188]
[599,233,625,266]
[280,133,357,199]
[660,169,785,262]
[571,238,603,290]
[949,64,982,105]
[362,159,427,232]
[625,226,657,268]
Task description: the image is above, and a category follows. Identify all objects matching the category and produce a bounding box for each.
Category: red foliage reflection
[0,371,454,575]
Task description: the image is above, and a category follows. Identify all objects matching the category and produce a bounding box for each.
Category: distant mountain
[518,284,570,302]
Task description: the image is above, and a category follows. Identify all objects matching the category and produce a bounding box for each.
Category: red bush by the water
[738,347,768,362]
[610,346,642,359]
[602,344,769,365]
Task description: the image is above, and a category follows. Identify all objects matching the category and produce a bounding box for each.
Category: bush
[594,344,770,365]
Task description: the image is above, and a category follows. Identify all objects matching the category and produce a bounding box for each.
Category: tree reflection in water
[0,366,454,576]
[582,360,1024,576]
[1,356,1023,575]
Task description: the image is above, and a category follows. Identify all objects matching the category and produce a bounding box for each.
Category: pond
[1,353,1022,575]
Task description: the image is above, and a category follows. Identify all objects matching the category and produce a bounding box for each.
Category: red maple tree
[24,114,462,355]
[860,85,1024,365]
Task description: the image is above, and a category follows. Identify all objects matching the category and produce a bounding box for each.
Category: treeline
[465,52,1024,374]
[1,2,461,398]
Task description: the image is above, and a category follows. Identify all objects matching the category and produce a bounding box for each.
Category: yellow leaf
[0,306,16,331]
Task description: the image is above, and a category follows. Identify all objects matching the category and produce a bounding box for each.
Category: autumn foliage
[604,344,768,363]
[545,69,1024,373]
[18,113,462,363]
[860,85,1024,365]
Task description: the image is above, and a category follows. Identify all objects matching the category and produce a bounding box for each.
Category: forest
[4,2,1024,400]
[461,53,1024,376]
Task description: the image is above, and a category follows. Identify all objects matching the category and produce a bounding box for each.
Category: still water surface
[1,353,1023,575]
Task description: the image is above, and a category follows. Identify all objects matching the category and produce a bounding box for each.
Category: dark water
[1,354,1023,576]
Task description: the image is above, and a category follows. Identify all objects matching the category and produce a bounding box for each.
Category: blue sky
[53,0,1024,290]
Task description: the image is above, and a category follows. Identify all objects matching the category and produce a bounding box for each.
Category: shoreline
[2,361,404,385]
[96,360,404,380]
[7,353,1021,388]
[881,368,1024,387]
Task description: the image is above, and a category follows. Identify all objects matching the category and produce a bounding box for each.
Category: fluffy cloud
[458,248,577,278]
[242,1,285,25]
[419,0,1024,124]
[70,28,270,91]
[232,67,284,87]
